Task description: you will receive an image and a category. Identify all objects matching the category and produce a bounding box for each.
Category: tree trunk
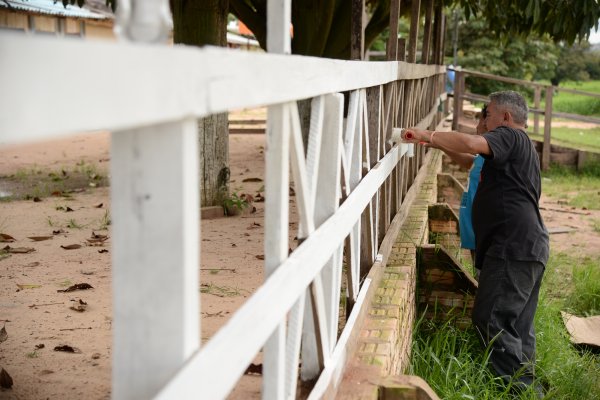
[172,0,229,207]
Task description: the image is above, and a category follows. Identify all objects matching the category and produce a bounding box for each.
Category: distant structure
[0,0,114,39]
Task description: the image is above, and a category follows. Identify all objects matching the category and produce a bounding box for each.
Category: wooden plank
[407,0,421,63]
[555,86,600,99]
[302,94,344,382]
[551,111,600,125]
[460,68,545,88]
[386,0,401,61]
[534,87,541,135]
[285,294,305,400]
[421,0,434,64]
[432,3,443,64]
[0,35,444,144]
[267,0,291,54]
[155,140,405,400]
[351,0,365,60]
[543,87,553,170]
[264,102,290,399]
[111,119,200,400]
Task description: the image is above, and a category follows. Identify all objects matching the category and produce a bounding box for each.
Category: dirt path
[1,127,599,399]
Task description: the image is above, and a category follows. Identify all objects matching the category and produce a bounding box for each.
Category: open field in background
[542,164,600,210]
[528,125,600,152]
[551,80,600,117]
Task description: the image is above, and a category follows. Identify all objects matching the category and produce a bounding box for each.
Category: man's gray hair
[489,90,528,125]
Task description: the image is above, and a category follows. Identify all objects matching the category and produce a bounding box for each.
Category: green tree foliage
[449,16,559,94]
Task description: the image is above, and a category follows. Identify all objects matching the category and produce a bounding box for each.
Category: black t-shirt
[472,126,549,269]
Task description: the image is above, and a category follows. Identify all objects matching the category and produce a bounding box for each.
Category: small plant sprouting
[47,216,58,227]
[222,192,250,216]
[98,210,111,230]
[26,351,39,358]
[66,219,84,229]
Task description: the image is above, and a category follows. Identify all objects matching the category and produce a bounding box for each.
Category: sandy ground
[0,126,599,399]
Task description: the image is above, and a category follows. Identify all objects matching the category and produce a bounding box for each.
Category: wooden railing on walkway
[0,0,449,398]
[451,68,600,169]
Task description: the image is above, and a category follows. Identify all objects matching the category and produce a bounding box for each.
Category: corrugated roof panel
[0,0,108,20]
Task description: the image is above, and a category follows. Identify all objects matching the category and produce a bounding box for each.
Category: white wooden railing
[0,0,446,398]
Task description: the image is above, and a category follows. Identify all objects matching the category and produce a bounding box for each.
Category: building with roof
[0,0,114,39]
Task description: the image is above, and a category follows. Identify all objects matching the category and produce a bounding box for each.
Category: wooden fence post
[264,0,292,397]
[351,0,365,60]
[534,86,541,135]
[111,119,200,400]
[452,69,463,130]
[407,0,421,63]
[386,0,401,61]
[421,0,434,64]
[542,86,553,170]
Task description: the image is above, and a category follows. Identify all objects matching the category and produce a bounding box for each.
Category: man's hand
[402,128,431,144]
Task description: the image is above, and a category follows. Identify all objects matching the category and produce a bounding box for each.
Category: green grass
[410,252,600,399]
[541,163,600,210]
[551,80,600,117]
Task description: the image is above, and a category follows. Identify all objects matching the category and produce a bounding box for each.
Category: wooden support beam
[386,0,401,61]
[432,2,443,65]
[407,0,421,63]
[351,0,365,60]
[421,0,434,64]
[542,87,553,170]
[534,86,541,135]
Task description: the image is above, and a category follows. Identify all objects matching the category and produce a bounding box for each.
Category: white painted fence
[0,1,446,398]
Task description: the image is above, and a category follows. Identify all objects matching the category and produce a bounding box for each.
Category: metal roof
[0,0,109,20]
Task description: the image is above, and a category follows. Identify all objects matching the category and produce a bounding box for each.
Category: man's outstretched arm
[402,128,491,157]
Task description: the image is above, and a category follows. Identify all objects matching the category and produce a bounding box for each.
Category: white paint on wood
[154,143,402,400]
[285,294,305,400]
[302,93,345,381]
[267,0,291,54]
[0,34,444,144]
[263,102,290,399]
[111,118,199,400]
[307,278,372,400]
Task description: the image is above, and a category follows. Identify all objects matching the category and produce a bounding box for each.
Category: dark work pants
[471,255,545,387]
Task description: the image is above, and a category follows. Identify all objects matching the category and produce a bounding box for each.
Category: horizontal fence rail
[0,34,444,144]
[450,67,600,169]
[1,21,446,399]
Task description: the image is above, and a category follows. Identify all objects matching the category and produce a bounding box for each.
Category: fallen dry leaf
[52,229,66,235]
[35,344,45,350]
[0,233,16,243]
[24,262,40,268]
[86,237,108,244]
[16,283,42,290]
[70,299,88,312]
[57,283,93,293]
[27,236,53,242]
[0,368,13,389]
[39,370,54,376]
[91,232,108,240]
[61,244,82,250]
[91,353,101,360]
[98,249,109,254]
[94,203,103,208]
[54,344,81,353]
[2,245,35,254]
[0,324,7,343]
[33,197,42,202]
[255,255,265,260]
[242,177,263,183]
